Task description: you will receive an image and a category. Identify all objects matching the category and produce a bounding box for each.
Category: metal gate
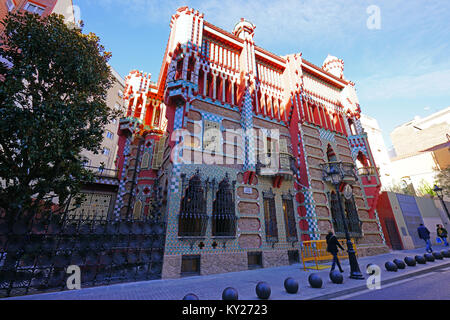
[385,218,403,250]
[0,210,166,298]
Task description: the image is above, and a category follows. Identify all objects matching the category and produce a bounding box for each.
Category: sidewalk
[4,247,450,300]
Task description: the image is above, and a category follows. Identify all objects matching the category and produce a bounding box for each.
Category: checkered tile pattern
[319,128,336,143]
[374,210,386,245]
[169,106,185,194]
[295,124,320,240]
[113,137,132,218]
[241,88,255,171]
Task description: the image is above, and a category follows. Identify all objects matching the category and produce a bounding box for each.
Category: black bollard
[255,282,271,300]
[284,277,299,294]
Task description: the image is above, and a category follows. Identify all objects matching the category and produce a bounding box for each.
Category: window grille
[212,174,237,238]
[152,134,167,169]
[282,192,298,242]
[263,189,278,242]
[178,170,208,238]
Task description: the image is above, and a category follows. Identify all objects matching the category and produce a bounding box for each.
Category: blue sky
[73,0,450,148]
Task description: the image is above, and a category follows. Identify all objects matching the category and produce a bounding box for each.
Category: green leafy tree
[416,179,436,197]
[0,12,118,223]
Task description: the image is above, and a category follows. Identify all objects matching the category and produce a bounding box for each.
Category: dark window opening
[248,252,262,269]
[212,174,237,238]
[181,255,200,276]
[282,195,298,242]
[178,171,208,238]
[288,250,300,265]
[263,189,278,243]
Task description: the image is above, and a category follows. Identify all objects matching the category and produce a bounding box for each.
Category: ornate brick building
[114,7,389,278]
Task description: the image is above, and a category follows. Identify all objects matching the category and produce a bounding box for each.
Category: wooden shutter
[152,135,167,169]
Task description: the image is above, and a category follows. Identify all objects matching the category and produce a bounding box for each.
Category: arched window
[356,151,371,175]
[175,58,184,80]
[178,171,208,237]
[327,144,337,162]
[282,192,298,242]
[329,191,345,235]
[133,200,142,219]
[344,195,362,235]
[329,191,362,237]
[263,189,278,243]
[187,56,195,82]
[212,174,237,237]
[348,118,357,135]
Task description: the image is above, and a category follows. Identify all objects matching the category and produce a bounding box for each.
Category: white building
[389,107,450,194]
[360,113,394,189]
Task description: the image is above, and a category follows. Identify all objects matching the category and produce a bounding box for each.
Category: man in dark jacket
[326,231,345,273]
[436,224,449,246]
[417,224,433,253]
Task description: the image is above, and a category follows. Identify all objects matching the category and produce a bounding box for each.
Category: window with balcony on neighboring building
[7,0,15,11]
[106,131,114,140]
[102,147,110,156]
[24,2,45,15]
[118,90,123,98]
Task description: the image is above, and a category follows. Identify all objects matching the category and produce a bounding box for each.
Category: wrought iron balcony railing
[83,165,119,179]
[356,166,378,176]
[319,161,357,184]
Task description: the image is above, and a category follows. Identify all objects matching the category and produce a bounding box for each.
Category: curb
[309,261,450,300]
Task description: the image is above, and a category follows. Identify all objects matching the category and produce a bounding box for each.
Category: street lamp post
[433,185,450,221]
[324,162,364,280]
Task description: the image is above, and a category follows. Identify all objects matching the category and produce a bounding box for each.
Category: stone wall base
[263,250,289,268]
[356,245,390,257]
[201,252,248,276]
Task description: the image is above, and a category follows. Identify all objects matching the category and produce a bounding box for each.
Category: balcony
[319,161,357,185]
[257,152,295,179]
[83,165,119,179]
[356,166,378,176]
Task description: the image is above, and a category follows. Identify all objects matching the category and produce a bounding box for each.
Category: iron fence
[0,211,166,298]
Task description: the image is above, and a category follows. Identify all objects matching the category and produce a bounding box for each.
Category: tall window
[152,134,167,169]
[327,144,337,162]
[282,192,298,242]
[329,191,362,237]
[106,131,114,140]
[344,195,362,235]
[178,171,208,237]
[24,2,45,15]
[330,191,345,235]
[263,189,278,242]
[102,147,110,156]
[212,174,237,237]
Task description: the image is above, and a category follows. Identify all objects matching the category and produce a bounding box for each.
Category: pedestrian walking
[417,224,433,253]
[436,224,449,246]
[326,230,345,273]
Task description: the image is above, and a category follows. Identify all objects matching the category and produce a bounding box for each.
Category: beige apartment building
[80,67,125,171]
[389,107,450,193]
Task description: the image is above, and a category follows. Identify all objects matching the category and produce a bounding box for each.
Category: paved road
[344,266,450,300]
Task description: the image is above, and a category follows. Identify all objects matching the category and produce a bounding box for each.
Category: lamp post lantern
[322,162,364,280]
[433,185,450,221]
